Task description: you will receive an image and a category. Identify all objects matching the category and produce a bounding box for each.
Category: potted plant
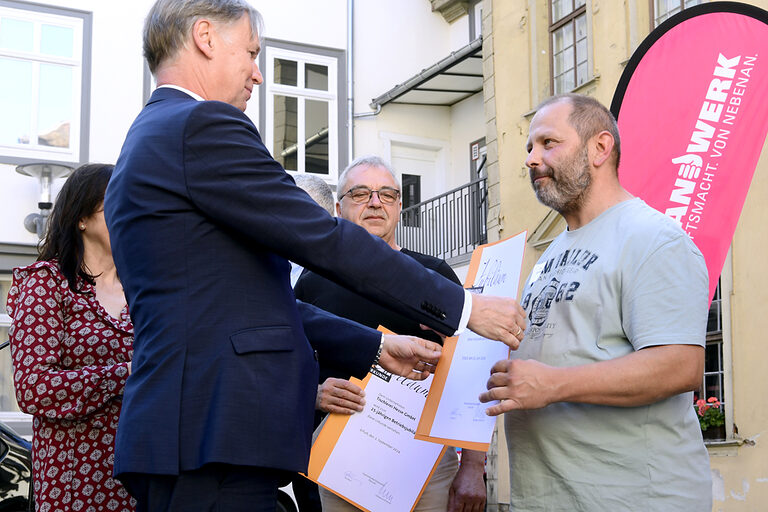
[695,396,725,440]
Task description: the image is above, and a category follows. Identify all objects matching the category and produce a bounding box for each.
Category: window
[401,174,422,228]
[262,44,342,182]
[549,0,588,94]
[0,275,19,413]
[652,0,703,27]
[700,280,724,403]
[0,1,90,164]
[695,269,734,441]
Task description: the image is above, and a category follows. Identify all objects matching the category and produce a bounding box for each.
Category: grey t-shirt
[505,198,711,511]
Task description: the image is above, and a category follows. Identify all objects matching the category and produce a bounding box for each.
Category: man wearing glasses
[295,156,487,512]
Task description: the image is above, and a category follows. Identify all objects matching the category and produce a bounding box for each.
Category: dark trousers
[290,473,322,512]
[120,463,290,512]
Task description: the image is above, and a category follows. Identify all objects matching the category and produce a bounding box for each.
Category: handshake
[377,295,526,381]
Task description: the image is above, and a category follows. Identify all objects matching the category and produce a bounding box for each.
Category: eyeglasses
[340,186,401,205]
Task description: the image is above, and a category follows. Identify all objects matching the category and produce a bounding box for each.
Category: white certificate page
[317,371,444,512]
[426,232,526,444]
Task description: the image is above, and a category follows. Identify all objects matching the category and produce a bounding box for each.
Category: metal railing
[396,177,487,262]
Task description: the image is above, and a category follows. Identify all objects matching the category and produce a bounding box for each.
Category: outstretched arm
[467,295,527,349]
[299,301,441,381]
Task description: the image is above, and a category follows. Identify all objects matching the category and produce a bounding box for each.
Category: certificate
[415,231,527,450]
[307,368,445,512]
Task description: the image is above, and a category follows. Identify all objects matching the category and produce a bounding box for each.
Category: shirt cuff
[453,289,473,336]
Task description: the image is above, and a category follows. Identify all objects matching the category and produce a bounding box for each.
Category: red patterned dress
[7,260,135,512]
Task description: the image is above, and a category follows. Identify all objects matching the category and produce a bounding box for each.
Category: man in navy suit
[105,1,526,510]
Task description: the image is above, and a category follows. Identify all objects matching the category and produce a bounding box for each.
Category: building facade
[0,0,490,433]
[483,1,768,510]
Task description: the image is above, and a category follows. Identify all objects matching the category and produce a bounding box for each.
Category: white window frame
[0,3,85,163]
[264,46,338,183]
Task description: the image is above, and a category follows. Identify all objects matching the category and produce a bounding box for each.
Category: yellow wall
[486,1,768,510]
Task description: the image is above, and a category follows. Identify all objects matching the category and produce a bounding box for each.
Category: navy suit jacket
[105,88,465,476]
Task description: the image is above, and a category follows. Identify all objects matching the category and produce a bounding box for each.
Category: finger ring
[515,326,523,337]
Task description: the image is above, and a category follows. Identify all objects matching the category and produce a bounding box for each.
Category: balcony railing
[396,177,487,262]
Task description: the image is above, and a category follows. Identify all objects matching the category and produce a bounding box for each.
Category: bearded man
[480,93,712,511]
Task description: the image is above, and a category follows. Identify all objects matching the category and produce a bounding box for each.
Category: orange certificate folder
[415,231,527,451]
[306,330,445,512]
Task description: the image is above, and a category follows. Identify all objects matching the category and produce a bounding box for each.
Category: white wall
[352,0,453,115]
[256,0,346,49]
[352,0,482,198]
[447,92,485,190]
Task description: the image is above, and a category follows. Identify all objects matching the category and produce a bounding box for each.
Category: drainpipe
[348,0,382,128]
[347,0,354,163]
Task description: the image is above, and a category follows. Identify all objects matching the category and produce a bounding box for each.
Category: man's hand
[479,359,558,416]
[448,450,486,512]
[316,378,365,414]
[467,295,527,349]
[480,345,704,415]
[379,335,442,380]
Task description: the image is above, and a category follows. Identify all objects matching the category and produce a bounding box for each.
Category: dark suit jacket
[296,248,461,350]
[104,88,465,477]
[295,248,462,429]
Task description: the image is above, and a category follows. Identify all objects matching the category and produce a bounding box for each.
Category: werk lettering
[664,52,757,237]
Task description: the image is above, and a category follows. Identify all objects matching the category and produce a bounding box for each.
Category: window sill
[572,74,601,94]
[705,437,751,457]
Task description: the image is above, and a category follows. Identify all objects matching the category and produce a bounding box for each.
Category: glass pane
[707,299,721,332]
[552,24,573,53]
[0,57,33,146]
[551,0,571,23]
[0,17,33,52]
[41,24,74,58]
[38,63,73,148]
[553,50,567,76]
[684,0,703,7]
[0,325,20,412]
[705,342,722,374]
[562,46,574,73]
[556,70,575,94]
[274,58,297,86]
[704,374,722,401]
[273,95,297,170]
[655,0,680,25]
[553,73,567,95]
[576,62,588,86]
[402,174,421,209]
[574,0,586,7]
[575,14,587,39]
[305,63,328,91]
[0,277,10,315]
[576,38,587,63]
[304,99,328,175]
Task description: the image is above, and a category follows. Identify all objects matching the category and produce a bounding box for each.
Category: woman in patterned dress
[7,163,135,512]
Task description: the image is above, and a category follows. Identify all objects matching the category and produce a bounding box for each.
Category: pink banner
[611,3,768,301]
